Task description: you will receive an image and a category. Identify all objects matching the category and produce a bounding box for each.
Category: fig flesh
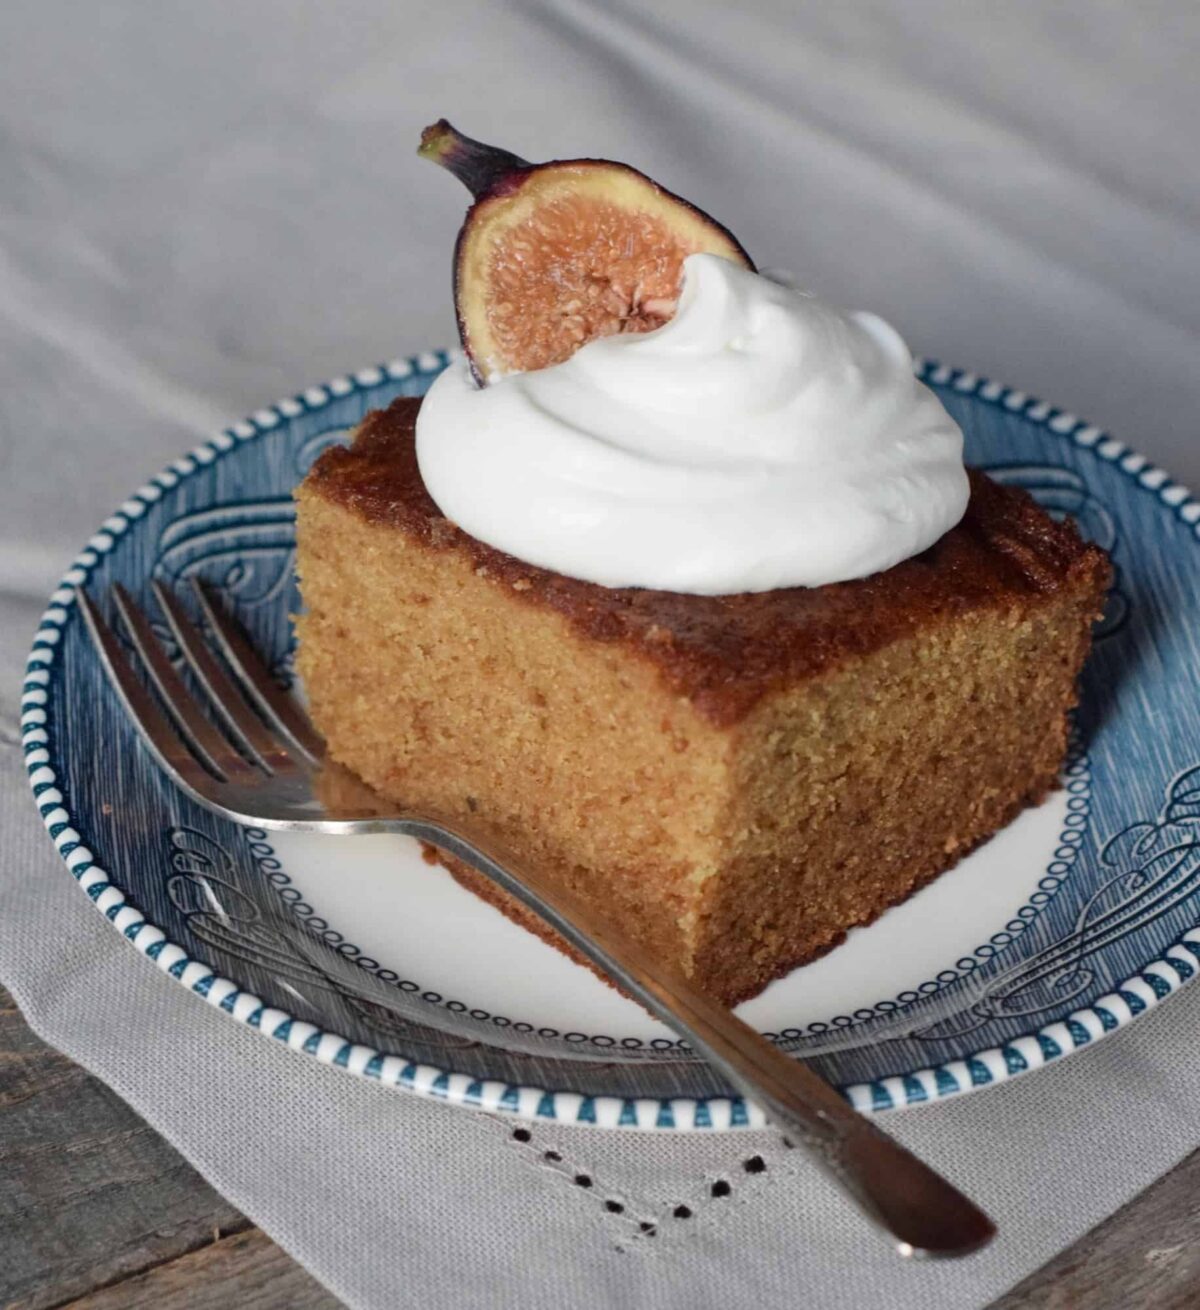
[419,119,754,380]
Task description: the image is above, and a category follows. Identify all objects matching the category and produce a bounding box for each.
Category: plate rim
[22,352,1200,1131]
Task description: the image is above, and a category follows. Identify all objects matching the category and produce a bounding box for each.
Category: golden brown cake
[294,396,1110,1006]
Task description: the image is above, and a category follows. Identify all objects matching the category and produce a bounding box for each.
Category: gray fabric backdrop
[2,3,1198,1306]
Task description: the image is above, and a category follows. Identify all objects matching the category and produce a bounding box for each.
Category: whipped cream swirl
[416,253,968,594]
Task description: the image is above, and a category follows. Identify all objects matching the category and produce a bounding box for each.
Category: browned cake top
[302,396,1110,724]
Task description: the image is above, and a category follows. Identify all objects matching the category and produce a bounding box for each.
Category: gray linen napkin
[4,745,1200,1309]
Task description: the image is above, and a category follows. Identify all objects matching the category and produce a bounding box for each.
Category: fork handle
[401,816,995,1258]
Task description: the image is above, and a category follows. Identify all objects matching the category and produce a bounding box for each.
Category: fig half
[419,119,754,380]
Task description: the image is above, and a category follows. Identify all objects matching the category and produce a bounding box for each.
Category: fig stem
[418,119,531,200]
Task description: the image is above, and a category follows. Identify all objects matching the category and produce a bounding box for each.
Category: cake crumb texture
[295,398,1110,1005]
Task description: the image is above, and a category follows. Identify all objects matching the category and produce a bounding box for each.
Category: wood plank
[0,986,249,1310]
[56,1229,341,1310]
[993,1147,1200,1308]
[3,978,1198,1310]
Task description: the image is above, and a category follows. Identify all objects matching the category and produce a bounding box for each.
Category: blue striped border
[22,352,1200,1126]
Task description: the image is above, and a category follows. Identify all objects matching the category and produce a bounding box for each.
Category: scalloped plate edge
[22,352,1200,1130]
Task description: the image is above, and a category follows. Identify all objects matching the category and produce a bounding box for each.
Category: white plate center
[265,786,1071,1043]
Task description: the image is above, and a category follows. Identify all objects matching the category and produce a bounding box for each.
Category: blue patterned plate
[24,354,1200,1130]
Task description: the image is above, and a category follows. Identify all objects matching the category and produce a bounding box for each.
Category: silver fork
[79,577,995,1259]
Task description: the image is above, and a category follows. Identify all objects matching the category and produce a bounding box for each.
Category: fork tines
[79,579,323,800]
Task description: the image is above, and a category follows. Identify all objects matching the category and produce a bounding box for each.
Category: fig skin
[418,119,754,382]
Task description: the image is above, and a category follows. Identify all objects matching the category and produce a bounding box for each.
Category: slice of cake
[295,397,1109,1005]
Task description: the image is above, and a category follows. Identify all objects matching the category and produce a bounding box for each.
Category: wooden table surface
[2,983,1198,1310]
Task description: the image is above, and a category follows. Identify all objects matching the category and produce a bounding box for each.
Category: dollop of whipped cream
[416,253,968,594]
